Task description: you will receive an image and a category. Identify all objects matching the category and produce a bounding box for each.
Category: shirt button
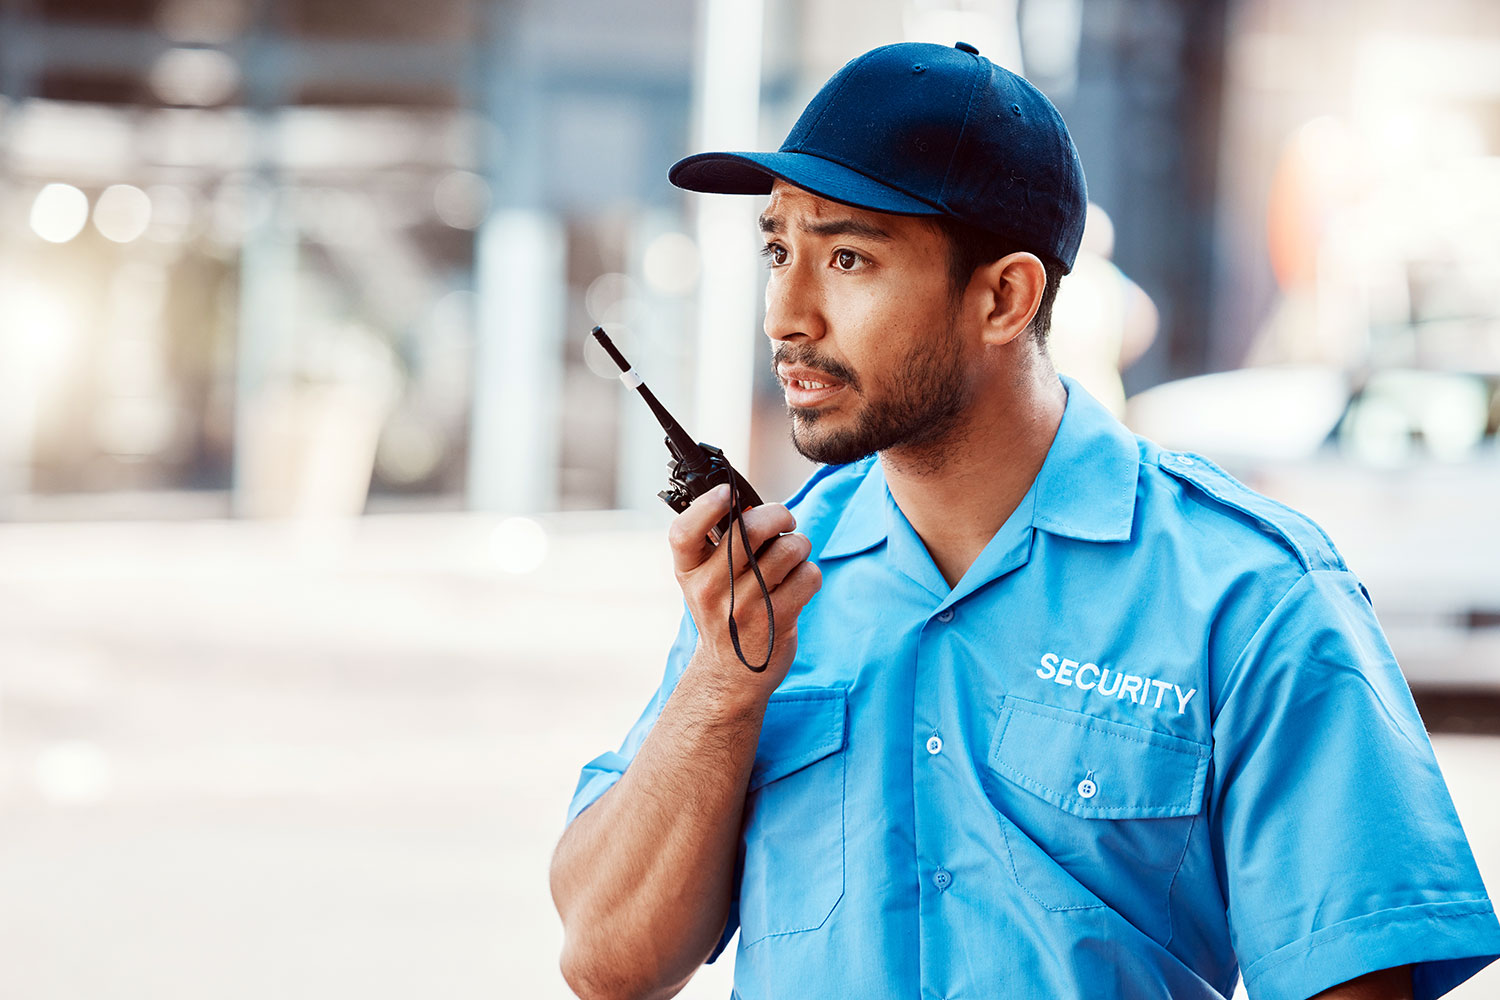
[933,868,952,891]
[935,609,955,623]
[1176,454,1195,466]
[1077,778,1098,799]
[926,735,943,755]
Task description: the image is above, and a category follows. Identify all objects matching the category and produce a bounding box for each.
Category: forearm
[551,657,766,999]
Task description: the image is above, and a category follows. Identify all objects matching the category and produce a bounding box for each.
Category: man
[550,41,1500,1000]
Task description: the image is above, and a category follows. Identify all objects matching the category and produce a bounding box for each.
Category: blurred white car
[1127,365,1500,693]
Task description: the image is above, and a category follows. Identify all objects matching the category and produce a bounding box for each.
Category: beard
[774,313,974,470]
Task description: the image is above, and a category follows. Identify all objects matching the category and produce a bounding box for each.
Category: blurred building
[1,0,1498,522]
[0,0,703,519]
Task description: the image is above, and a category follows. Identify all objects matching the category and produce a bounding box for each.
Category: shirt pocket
[986,696,1209,934]
[739,687,847,946]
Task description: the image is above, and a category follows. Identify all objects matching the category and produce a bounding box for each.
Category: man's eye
[760,243,788,266]
[834,249,863,270]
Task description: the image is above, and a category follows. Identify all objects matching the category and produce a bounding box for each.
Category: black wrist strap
[724,468,774,672]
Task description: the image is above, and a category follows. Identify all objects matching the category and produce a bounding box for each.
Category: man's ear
[975,252,1046,348]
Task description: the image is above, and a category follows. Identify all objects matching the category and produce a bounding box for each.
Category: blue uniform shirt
[568,378,1500,1000]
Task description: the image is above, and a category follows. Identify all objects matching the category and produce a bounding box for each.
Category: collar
[818,456,888,560]
[817,376,1139,561]
[1030,375,1140,543]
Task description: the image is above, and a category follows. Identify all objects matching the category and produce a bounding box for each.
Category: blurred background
[0,0,1497,997]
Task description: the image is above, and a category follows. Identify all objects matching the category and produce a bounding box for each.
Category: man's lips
[777,364,846,407]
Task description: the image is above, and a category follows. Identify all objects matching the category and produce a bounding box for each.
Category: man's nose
[763,265,825,343]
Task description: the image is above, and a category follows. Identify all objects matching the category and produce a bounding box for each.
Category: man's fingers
[672,493,797,579]
[733,531,812,592]
[723,555,822,661]
[720,504,797,576]
[667,484,733,574]
[726,535,817,630]
[772,558,822,614]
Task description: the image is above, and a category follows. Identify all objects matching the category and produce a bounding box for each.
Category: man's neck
[880,372,1067,589]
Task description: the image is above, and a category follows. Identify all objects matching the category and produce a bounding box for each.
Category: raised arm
[549,485,821,1000]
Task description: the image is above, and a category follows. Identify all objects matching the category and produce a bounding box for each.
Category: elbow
[550,840,699,1000]
[558,928,647,1000]
[559,930,687,1000]
[558,946,613,1000]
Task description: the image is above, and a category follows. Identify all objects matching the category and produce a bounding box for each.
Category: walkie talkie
[591,326,763,540]
[591,325,775,671]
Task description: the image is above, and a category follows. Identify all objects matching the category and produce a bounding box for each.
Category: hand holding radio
[592,326,820,674]
[668,485,820,687]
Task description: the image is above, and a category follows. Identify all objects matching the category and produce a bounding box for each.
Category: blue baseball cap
[669,41,1088,272]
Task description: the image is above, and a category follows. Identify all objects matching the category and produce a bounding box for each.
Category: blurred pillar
[232,181,299,516]
[469,210,566,513]
[0,0,38,106]
[231,2,300,516]
[689,0,765,477]
[467,3,565,514]
[1061,0,1228,390]
[0,0,37,513]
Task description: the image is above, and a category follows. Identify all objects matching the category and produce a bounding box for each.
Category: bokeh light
[33,740,114,805]
[643,231,701,296]
[433,169,491,230]
[144,183,196,242]
[374,409,446,484]
[490,516,548,574]
[94,184,154,243]
[584,271,637,326]
[29,183,89,243]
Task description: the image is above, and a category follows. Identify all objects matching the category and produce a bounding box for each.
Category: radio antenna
[591,326,709,472]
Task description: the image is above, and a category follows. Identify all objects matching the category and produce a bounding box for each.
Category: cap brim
[669,150,944,217]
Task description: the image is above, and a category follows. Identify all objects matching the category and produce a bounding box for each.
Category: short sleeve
[565,607,700,825]
[1210,570,1500,1000]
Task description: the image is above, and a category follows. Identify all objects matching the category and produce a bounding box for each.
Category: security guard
[551,41,1500,999]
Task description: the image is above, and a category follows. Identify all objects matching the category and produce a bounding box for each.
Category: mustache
[771,347,860,391]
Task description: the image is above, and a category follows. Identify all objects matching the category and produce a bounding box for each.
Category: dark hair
[932,216,1066,346]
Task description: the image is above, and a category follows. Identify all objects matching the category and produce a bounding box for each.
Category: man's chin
[789,419,879,467]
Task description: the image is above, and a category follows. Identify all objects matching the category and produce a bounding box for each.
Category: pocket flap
[749,688,847,792]
[990,697,1209,819]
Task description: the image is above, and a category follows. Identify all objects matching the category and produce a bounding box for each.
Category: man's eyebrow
[801,218,894,242]
[756,214,894,242]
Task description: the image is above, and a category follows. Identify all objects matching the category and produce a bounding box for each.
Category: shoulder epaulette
[1157,451,1345,573]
